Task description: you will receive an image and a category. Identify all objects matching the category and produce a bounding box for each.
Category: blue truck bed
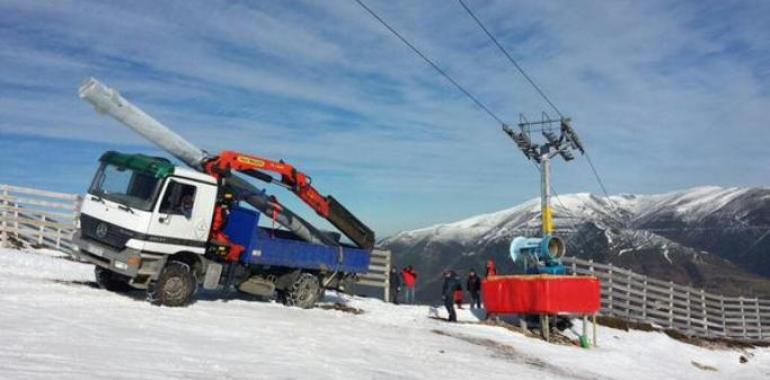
[224,206,371,273]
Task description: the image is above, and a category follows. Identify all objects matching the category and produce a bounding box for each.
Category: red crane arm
[204,151,331,217]
[203,150,375,250]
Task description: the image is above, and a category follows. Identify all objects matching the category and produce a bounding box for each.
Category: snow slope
[1,248,768,379]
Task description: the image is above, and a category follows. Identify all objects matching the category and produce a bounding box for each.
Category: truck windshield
[89,163,162,211]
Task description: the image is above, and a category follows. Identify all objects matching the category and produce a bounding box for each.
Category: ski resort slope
[1,248,768,380]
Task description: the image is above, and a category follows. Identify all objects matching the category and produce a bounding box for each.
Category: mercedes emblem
[96,223,109,238]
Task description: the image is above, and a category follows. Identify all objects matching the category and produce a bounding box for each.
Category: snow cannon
[509,235,566,275]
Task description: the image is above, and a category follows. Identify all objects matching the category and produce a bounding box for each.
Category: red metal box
[482,275,601,314]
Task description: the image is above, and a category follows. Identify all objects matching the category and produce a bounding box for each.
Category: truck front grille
[80,214,132,249]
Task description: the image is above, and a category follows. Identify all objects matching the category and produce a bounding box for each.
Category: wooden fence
[0,184,81,252]
[0,183,392,298]
[562,256,770,341]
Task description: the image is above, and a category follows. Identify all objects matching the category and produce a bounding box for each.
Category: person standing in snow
[388,267,401,304]
[466,270,482,309]
[441,271,460,322]
[485,259,497,278]
[401,265,418,304]
[453,278,464,310]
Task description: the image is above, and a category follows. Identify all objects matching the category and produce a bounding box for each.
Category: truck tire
[285,273,321,309]
[94,267,132,292]
[150,262,197,307]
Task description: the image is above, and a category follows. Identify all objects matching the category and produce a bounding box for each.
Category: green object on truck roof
[99,151,175,178]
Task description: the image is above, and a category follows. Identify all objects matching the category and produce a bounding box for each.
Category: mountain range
[380,186,770,303]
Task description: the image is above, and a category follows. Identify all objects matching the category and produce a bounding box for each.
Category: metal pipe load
[78,77,337,247]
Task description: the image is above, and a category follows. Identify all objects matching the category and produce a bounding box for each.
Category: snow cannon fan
[509,236,567,275]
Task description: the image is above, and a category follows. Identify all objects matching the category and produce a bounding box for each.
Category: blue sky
[1,0,769,237]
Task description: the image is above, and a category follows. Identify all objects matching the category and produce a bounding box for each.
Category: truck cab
[74,151,372,308]
[74,151,218,289]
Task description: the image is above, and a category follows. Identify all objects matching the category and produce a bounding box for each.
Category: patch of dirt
[427,316,482,325]
[3,234,26,249]
[318,303,364,315]
[691,360,718,371]
[479,319,533,335]
[596,315,769,350]
[663,329,769,350]
[430,329,609,380]
[50,279,100,289]
[595,315,655,332]
[480,319,582,347]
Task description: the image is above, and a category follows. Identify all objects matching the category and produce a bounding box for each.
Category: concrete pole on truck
[78,77,337,247]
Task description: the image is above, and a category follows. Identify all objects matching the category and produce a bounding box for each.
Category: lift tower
[502,114,585,240]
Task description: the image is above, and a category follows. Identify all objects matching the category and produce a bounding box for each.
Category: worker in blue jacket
[441,270,461,322]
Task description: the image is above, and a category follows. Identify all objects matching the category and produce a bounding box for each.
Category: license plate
[88,243,105,257]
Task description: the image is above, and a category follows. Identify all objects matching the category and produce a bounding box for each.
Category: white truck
[72,79,374,308]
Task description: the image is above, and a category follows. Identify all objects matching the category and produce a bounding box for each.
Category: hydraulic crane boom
[78,78,339,248]
[204,151,375,249]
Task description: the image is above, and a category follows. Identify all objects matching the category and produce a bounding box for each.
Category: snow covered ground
[1,248,768,380]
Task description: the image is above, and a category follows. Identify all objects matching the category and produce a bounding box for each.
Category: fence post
[383,251,391,302]
[13,207,19,237]
[571,260,577,276]
[56,226,62,250]
[756,298,762,341]
[642,277,648,320]
[700,289,708,337]
[608,263,614,314]
[0,184,7,248]
[720,296,727,338]
[668,281,674,329]
[11,186,19,235]
[38,214,46,245]
[685,286,692,333]
[739,297,746,339]
[625,272,632,320]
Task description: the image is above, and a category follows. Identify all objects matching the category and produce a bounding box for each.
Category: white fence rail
[0,184,81,252]
[0,184,391,297]
[563,256,770,341]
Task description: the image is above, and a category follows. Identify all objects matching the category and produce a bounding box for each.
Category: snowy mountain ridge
[384,186,755,246]
[382,186,770,301]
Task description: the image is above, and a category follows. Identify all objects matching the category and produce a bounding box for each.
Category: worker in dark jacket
[466,269,482,309]
[389,267,401,304]
[441,271,460,322]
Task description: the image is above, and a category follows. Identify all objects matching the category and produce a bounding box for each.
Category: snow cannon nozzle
[509,235,567,275]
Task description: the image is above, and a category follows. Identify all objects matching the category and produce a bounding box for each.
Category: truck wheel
[94,267,132,292]
[150,262,197,307]
[285,273,321,309]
